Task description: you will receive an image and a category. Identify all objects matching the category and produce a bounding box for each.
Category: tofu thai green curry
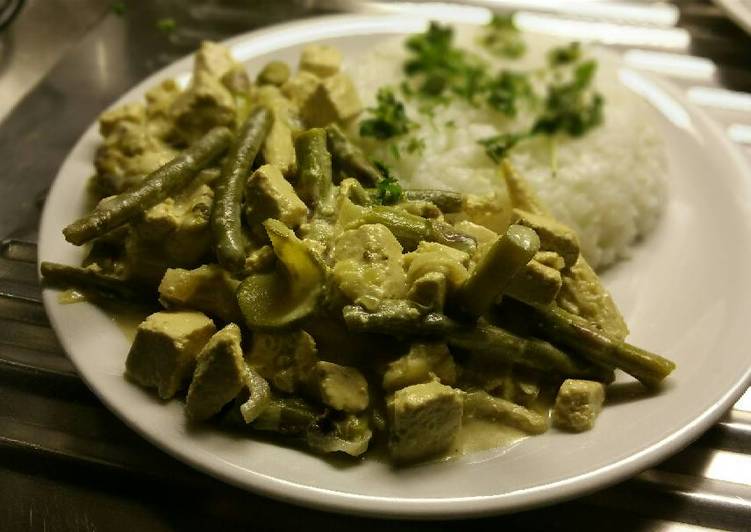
[42,38,675,464]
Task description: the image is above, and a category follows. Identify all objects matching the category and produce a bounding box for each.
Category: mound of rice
[347,28,666,270]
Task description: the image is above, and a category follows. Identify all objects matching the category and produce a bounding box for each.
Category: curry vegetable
[43,37,675,466]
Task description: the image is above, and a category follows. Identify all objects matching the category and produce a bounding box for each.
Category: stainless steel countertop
[1,1,750,530]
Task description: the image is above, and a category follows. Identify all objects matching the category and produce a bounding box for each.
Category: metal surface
[0,1,749,530]
[0,0,108,120]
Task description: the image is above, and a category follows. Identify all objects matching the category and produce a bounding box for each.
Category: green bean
[354,205,476,253]
[340,178,375,206]
[463,391,548,434]
[362,188,465,213]
[252,396,322,435]
[211,107,272,271]
[500,160,628,338]
[401,190,464,213]
[448,321,615,382]
[342,302,446,337]
[526,304,676,387]
[40,261,151,302]
[325,124,382,185]
[459,224,539,316]
[295,128,333,209]
[64,127,232,246]
[256,61,290,86]
[505,259,562,306]
[512,208,579,268]
[342,303,615,382]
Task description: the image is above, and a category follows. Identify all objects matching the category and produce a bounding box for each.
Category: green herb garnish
[373,161,403,204]
[404,22,488,102]
[486,70,534,117]
[405,137,426,155]
[360,88,415,140]
[156,17,177,33]
[396,23,604,165]
[481,54,603,162]
[479,132,527,163]
[479,15,526,59]
[532,60,603,137]
[547,42,582,66]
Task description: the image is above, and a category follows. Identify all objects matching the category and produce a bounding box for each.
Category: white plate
[39,13,751,519]
[714,0,751,35]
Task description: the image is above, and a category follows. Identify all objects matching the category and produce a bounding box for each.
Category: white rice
[348,28,667,269]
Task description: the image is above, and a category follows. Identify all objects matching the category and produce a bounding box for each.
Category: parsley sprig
[376,21,607,167]
[479,132,527,163]
[478,15,526,59]
[373,161,403,205]
[403,22,488,102]
[486,70,534,118]
[359,88,416,140]
[547,42,582,67]
[479,57,604,163]
[532,60,603,137]
[402,22,533,114]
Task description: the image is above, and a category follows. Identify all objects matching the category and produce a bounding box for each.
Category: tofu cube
[512,209,580,268]
[185,324,247,421]
[387,381,463,462]
[382,342,456,392]
[257,61,291,86]
[125,311,216,399]
[534,250,565,271]
[281,71,321,109]
[194,41,238,80]
[311,361,369,413]
[136,183,214,262]
[169,70,236,144]
[505,259,562,306]
[255,86,297,176]
[244,164,308,229]
[406,271,447,311]
[158,264,241,323]
[300,73,362,127]
[299,44,342,77]
[99,102,145,137]
[246,330,318,393]
[552,379,606,432]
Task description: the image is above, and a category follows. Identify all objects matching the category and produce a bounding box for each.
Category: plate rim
[38,12,751,519]
[713,0,751,36]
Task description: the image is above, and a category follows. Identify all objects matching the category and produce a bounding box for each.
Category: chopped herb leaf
[486,70,534,117]
[156,17,177,33]
[445,120,456,128]
[405,137,426,154]
[479,132,528,163]
[572,59,597,89]
[404,22,488,102]
[360,88,415,140]
[112,1,126,15]
[452,64,488,103]
[532,60,603,137]
[547,42,582,66]
[399,80,414,98]
[373,161,403,204]
[479,14,526,59]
